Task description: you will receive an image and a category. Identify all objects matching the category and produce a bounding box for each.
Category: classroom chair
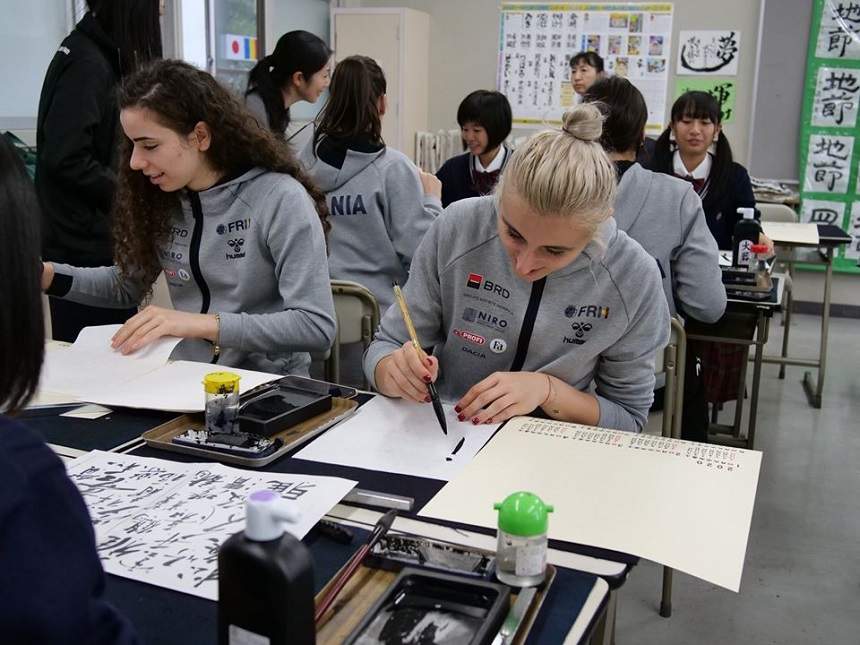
[324,280,381,389]
[758,203,797,379]
[656,316,686,618]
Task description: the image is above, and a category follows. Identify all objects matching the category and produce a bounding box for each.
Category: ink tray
[315,538,555,645]
[343,569,509,645]
[141,395,358,467]
[238,383,332,437]
[366,534,496,579]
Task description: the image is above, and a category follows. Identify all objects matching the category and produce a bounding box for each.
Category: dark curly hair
[113,59,330,285]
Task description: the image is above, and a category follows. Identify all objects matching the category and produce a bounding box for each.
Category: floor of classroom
[627,313,860,644]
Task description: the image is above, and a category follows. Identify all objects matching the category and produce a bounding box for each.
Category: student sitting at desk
[435,90,513,208]
[0,137,138,642]
[245,30,332,147]
[299,55,442,312]
[365,104,670,433]
[41,60,336,376]
[648,91,773,254]
[582,77,725,441]
[583,77,726,324]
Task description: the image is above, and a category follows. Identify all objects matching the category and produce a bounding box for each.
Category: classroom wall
[345,0,761,164]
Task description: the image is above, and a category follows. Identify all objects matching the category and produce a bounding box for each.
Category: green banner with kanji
[798,0,860,272]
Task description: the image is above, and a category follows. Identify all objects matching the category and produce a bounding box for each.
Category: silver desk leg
[803,246,833,409]
[591,589,618,645]
[746,313,769,450]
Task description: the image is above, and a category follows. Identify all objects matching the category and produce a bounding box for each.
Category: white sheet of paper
[74,360,281,412]
[294,396,500,481]
[67,450,356,601]
[60,404,113,420]
[38,325,182,397]
[761,222,820,245]
[420,417,762,592]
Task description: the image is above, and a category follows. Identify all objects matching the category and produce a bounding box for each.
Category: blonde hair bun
[562,104,604,142]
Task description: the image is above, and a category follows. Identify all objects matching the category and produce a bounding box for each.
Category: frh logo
[465,273,510,299]
[216,218,251,235]
[453,328,486,345]
[564,305,610,319]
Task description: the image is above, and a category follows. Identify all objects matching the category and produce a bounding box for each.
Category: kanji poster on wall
[676,30,741,76]
[498,3,674,134]
[799,0,860,270]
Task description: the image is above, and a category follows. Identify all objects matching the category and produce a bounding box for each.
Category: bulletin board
[798,0,860,273]
[497,2,674,134]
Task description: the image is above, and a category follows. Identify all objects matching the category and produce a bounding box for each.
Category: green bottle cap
[493,491,554,537]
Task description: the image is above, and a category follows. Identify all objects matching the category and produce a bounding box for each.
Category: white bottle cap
[244,490,302,541]
[737,207,755,219]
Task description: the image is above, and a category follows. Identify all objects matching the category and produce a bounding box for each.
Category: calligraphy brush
[314,510,397,624]
[392,283,448,435]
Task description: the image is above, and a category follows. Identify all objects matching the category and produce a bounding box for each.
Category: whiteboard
[497,2,674,134]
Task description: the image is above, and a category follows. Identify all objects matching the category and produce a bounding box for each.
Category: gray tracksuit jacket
[48,168,336,375]
[299,135,442,311]
[614,163,726,323]
[364,196,671,432]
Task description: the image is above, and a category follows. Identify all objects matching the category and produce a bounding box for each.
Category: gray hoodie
[299,135,442,311]
[364,196,671,432]
[614,163,726,323]
[49,168,336,375]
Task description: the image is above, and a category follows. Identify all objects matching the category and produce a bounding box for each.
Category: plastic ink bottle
[493,491,553,587]
[218,490,315,645]
[732,207,761,268]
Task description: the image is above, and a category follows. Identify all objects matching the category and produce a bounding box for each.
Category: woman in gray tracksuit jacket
[299,55,442,312]
[366,104,671,433]
[41,60,336,376]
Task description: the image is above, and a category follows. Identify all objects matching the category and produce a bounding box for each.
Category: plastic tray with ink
[143,378,358,467]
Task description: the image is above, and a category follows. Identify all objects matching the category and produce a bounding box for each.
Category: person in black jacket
[435,90,512,208]
[0,137,139,643]
[36,0,162,342]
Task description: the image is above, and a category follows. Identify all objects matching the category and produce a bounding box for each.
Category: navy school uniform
[0,416,139,644]
[435,146,512,208]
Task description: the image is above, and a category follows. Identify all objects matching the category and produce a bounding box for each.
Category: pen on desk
[392,283,448,435]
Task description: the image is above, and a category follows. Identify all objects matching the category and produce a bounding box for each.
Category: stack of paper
[37,325,280,412]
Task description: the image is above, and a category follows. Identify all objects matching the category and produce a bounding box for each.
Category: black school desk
[25,395,634,644]
[685,277,784,450]
[758,224,851,408]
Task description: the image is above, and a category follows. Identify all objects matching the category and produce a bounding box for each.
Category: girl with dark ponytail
[245,30,332,142]
[298,55,443,312]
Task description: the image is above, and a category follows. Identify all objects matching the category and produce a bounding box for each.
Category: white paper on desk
[294,396,500,481]
[761,222,819,245]
[75,360,281,412]
[38,325,182,397]
[420,417,762,592]
[67,450,356,601]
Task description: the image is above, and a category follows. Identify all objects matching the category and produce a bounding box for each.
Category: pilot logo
[226,238,246,260]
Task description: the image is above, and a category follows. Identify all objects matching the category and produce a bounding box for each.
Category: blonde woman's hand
[455,371,550,425]
[374,341,439,403]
